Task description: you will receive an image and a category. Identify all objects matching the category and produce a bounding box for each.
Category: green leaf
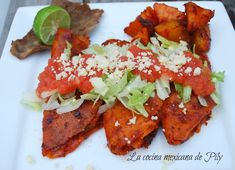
[126,82,155,117]
[174,83,183,98]
[174,83,192,103]
[211,71,225,83]
[155,77,171,100]
[156,34,179,49]
[183,86,192,103]
[104,72,128,103]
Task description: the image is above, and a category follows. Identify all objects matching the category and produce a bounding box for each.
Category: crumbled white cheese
[184,67,192,74]
[128,116,137,125]
[72,55,80,66]
[124,137,131,144]
[151,115,158,121]
[60,53,69,61]
[154,65,161,71]
[87,69,96,76]
[64,67,73,72]
[193,67,201,76]
[158,46,191,73]
[159,52,187,73]
[183,108,187,115]
[95,55,109,69]
[56,71,68,80]
[126,51,134,59]
[86,57,97,70]
[178,102,184,109]
[115,121,120,127]
[136,56,153,71]
[162,129,165,132]
[178,72,183,76]
[107,69,124,82]
[68,74,76,81]
[148,70,152,75]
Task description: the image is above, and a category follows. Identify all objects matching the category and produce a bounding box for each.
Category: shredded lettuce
[132,39,149,50]
[56,98,84,114]
[156,34,179,49]
[211,71,225,83]
[117,96,138,114]
[174,83,192,103]
[183,86,192,103]
[210,92,220,105]
[22,101,42,111]
[203,61,208,67]
[211,83,220,105]
[127,82,154,117]
[42,93,60,110]
[210,82,221,105]
[210,71,225,105]
[174,83,183,98]
[64,41,72,57]
[155,77,170,100]
[86,72,129,104]
[98,102,115,114]
[118,76,147,97]
[150,37,160,46]
[90,77,109,96]
[80,93,99,101]
[198,96,208,107]
[103,72,128,104]
[192,44,200,59]
[83,43,130,61]
[22,90,86,114]
[83,44,106,56]
[128,83,154,106]
[60,96,77,106]
[84,72,128,105]
[147,42,158,54]
[21,91,42,111]
[117,76,155,117]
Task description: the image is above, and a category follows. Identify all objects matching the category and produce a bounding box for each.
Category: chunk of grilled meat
[10,29,50,59]
[11,0,103,59]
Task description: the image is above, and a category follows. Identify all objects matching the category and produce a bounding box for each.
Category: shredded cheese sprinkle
[151,115,158,121]
[193,67,201,76]
[114,121,120,127]
[128,116,137,125]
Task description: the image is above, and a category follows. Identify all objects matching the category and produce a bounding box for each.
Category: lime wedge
[33,6,71,45]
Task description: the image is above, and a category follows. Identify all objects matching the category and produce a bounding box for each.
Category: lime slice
[33,6,71,45]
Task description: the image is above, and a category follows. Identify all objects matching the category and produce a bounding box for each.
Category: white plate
[1,2,235,170]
